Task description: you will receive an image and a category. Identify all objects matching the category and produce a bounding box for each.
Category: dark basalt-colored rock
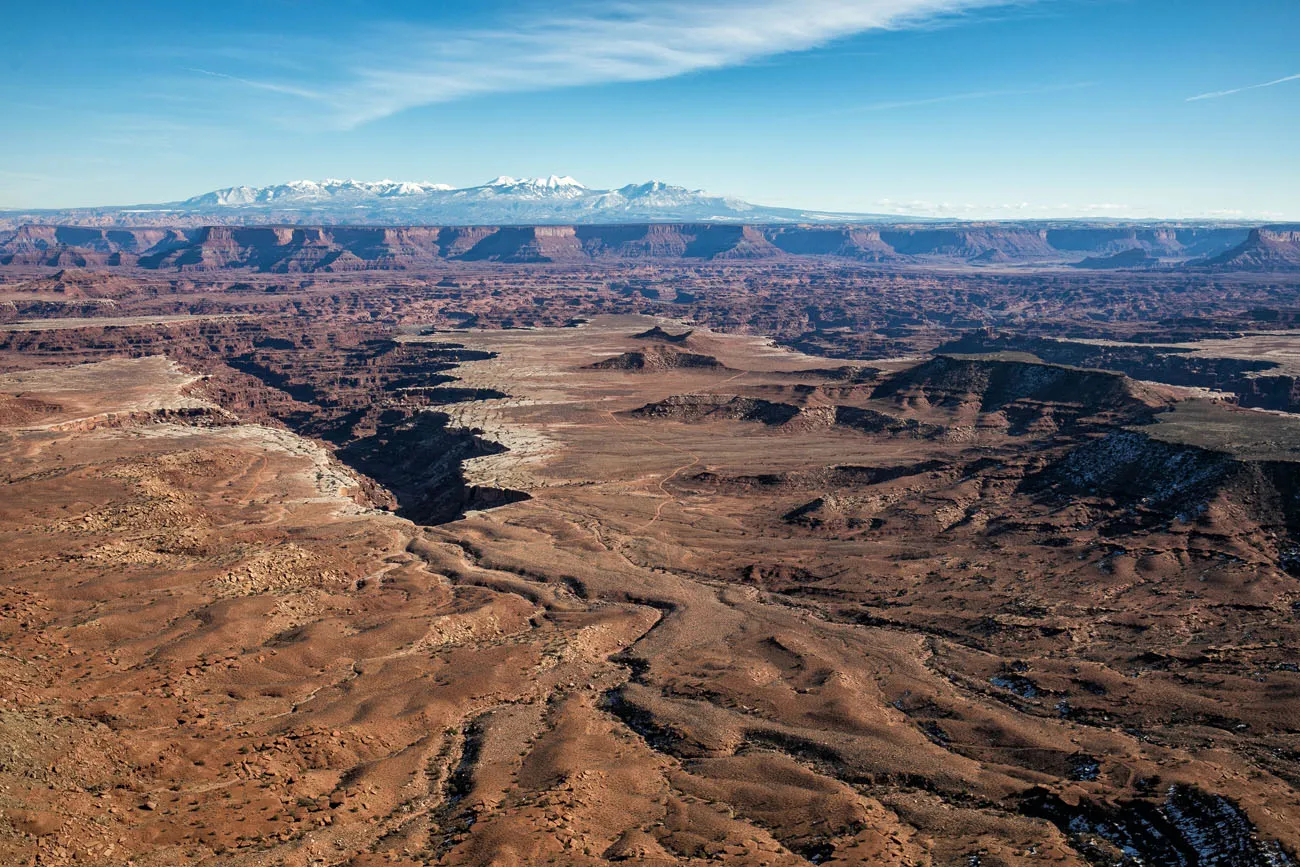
[1022,785,1297,866]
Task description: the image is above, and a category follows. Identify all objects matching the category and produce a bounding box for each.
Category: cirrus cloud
[1187,72,1300,102]
[202,0,1034,128]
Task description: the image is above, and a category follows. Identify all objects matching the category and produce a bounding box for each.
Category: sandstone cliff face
[576,224,694,258]
[1203,226,1300,271]
[0,222,1265,271]
[879,227,1058,259]
[456,226,587,262]
[765,227,896,259]
[1046,226,1248,257]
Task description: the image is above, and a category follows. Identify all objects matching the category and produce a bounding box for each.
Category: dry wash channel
[1,315,1298,866]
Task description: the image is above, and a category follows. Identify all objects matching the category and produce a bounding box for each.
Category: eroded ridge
[1,311,1299,866]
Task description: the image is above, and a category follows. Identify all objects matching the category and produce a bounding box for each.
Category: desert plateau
[0,243,1298,865]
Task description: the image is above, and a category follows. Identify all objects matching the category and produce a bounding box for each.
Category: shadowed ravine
[3,282,1300,865]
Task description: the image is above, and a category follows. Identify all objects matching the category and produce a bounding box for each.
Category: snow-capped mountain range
[168,175,889,224]
[1,176,907,227]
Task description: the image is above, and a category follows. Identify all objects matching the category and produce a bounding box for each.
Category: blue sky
[1,0,1297,218]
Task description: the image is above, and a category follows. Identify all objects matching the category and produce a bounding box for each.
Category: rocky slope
[871,354,1169,431]
[589,344,728,372]
[1072,248,1161,269]
[938,333,1300,413]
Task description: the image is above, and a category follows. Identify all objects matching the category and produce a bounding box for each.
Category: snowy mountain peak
[486,175,586,190]
[537,175,585,189]
[620,180,690,193]
[380,181,453,196]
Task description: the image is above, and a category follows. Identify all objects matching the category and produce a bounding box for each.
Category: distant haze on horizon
[0,0,1297,221]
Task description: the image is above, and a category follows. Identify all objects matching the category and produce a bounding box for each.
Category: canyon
[1,250,1300,866]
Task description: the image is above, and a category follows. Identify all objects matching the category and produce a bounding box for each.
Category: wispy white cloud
[201,0,1033,128]
[1187,72,1300,102]
[876,199,1139,218]
[0,169,56,182]
[186,67,326,102]
[810,80,1091,116]
[873,199,1286,220]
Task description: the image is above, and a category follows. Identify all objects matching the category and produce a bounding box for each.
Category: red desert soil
[1,310,1299,865]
